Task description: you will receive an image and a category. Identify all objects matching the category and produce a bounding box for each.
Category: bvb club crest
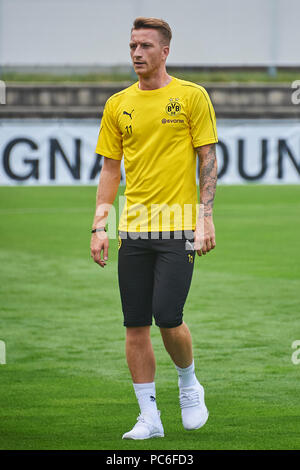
[165,97,181,116]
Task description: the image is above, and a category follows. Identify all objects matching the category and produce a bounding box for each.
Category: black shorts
[118,231,195,328]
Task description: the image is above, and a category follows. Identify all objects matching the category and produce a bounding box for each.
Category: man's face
[130,28,169,78]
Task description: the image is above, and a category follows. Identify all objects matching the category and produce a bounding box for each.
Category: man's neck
[138,70,172,91]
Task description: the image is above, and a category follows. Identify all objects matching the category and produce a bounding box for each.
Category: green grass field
[0,185,299,450]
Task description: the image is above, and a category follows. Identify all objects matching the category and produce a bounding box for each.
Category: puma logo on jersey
[123,109,134,119]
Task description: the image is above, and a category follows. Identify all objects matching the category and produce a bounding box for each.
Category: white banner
[0,119,300,185]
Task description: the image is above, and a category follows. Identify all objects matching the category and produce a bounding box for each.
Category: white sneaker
[122,410,164,440]
[179,380,209,430]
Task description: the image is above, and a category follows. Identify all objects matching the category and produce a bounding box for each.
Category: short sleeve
[188,86,218,148]
[95,98,123,160]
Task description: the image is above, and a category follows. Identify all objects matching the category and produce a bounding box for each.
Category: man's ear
[162,45,170,61]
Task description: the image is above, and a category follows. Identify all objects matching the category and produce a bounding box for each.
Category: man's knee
[126,326,151,345]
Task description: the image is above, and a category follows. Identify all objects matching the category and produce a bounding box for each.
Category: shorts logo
[165,98,181,116]
[187,254,194,263]
[185,240,194,251]
[118,236,122,250]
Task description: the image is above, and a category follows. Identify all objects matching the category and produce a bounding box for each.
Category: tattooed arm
[194,143,218,256]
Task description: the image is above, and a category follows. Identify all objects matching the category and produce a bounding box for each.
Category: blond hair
[132,17,172,45]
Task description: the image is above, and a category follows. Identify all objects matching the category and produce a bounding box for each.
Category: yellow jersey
[95,76,218,232]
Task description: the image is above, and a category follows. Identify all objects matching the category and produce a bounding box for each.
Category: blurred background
[1,0,300,452]
[1,0,300,69]
[0,0,300,185]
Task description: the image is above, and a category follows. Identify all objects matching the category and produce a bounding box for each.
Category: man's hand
[194,215,216,256]
[90,231,109,268]
[90,156,121,268]
[195,143,218,256]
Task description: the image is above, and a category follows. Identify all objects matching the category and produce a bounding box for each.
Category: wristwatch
[91,227,106,233]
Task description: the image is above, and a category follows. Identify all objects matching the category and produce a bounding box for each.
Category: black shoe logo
[150,395,156,402]
[123,109,134,119]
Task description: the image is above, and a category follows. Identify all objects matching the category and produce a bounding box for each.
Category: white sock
[175,360,197,388]
[133,382,158,416]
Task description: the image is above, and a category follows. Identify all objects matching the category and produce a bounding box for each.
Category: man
[90,17,218,440]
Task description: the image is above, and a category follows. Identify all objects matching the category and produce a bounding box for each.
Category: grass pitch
[0,185,299,450]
